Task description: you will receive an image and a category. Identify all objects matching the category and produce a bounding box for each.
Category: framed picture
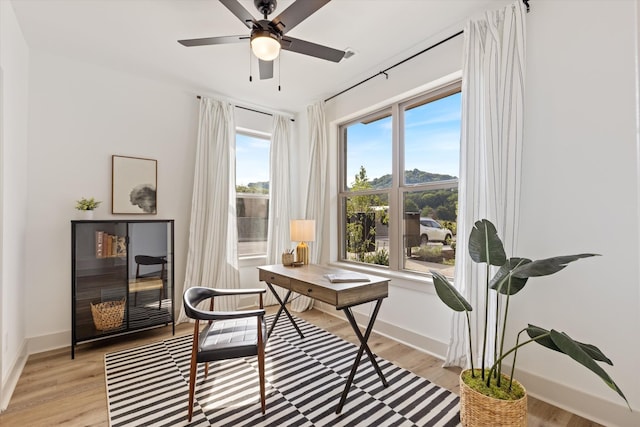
[112,155,157,214]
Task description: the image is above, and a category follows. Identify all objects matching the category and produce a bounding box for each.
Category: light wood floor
[0,306,602,426]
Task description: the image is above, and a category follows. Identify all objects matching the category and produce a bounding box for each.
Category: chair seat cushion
[197,317,266,362]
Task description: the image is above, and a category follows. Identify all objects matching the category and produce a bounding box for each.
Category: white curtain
[178,97,239,322]
[444,0,526,368]
[264,114,293,306]
[291,101,328,312]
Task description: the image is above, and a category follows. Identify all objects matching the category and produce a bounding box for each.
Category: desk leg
[336,298,388,414]
[265,282,304,340]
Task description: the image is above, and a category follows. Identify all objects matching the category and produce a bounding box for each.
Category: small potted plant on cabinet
[75,197,101,220]
[431,219,629,426]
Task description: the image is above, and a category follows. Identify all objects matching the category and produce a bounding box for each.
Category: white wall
[323,1,640,426]
[25,50,198,351]
[0,0,30,410]
[510,2,639,425]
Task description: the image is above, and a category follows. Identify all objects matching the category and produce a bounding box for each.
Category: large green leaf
[468,219,507,267]
[512,254,599,279]
[526,324,612,364]
[489,257,531,295]
[430,270,473,312]
[549,330,627,406]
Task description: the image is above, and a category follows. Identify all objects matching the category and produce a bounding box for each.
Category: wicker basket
[459,369,527,426]
[90,298,125,330]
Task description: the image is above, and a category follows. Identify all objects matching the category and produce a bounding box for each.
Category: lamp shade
[290,220,315,242]
[251,32,281,61]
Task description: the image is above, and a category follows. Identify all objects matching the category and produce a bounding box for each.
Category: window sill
[238,254,267,268]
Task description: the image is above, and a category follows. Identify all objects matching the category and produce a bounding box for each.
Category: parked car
[419,218,453,245]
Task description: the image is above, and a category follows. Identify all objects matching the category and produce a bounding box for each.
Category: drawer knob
[307,288,312,293]
[270,276,275,280]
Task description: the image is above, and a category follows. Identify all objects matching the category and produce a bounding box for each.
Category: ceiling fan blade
[259,59,274,80]
[219,0,255,28]
[178,35,248,47]
[271,0,331,34]
[281,36,345,62]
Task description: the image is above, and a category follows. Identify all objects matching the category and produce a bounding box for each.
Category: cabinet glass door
[127,222,173,329]
[73,222,128,341]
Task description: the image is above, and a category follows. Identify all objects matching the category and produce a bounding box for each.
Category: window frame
[337,79,461,276]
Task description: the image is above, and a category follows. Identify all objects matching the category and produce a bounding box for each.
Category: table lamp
[290,219,315,265]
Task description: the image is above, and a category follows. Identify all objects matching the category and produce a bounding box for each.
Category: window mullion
[389,103,402,271]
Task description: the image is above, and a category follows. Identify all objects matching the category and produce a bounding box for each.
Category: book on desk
[324,272,371,283]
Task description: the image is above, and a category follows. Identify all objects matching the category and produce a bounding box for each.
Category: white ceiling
[11,0,512,113]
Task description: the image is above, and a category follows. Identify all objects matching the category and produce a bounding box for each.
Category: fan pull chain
[278,55,281,91]
[249,44,253,82]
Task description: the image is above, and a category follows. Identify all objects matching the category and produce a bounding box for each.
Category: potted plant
[75,197,101,219]
[431,219,629,426]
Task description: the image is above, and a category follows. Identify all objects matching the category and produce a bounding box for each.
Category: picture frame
[112,155,157,214]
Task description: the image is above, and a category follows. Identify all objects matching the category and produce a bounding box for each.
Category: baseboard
[512,368,639,427]
[1,340,27,412]
[27,330,69,355]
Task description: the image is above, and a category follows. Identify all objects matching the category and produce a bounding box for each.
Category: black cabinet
[71,220,174,358]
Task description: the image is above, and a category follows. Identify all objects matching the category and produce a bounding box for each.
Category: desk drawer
[259,269,290,287]
[290,280,336,305]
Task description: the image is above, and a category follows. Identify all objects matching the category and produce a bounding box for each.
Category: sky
[346,92,461,186]
[236,133,270,186]
[235,92,461,187]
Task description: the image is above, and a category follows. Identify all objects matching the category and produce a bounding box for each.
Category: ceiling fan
[178,0,347,80]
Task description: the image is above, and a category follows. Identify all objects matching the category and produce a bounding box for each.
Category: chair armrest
[208,288,266,297]
[183,287,267,321]
[188,307,265,321]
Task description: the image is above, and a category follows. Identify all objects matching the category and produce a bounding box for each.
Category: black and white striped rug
[105,314,460,426]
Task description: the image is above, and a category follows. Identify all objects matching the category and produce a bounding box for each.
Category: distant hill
[241,170,456,193]
[370,169,457,188]
[237,181,269,193]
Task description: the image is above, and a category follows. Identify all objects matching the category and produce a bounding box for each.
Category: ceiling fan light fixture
[251,30,281,61]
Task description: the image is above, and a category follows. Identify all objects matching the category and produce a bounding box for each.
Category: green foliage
[429,219,628,408]
[364,247,389,266]
[404,199,419,213]
[237,181,269,194]
[75,197,101,211]
[370,169,457,188]
[346,166,381,262]
[432,271,472,312]
[440,220,457,236]
[414,244,443,262]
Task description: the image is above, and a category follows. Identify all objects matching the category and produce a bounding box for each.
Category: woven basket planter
[459,369,528,426]
[91,298,125,330]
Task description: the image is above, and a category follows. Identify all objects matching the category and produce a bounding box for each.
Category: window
[236,131,270,257]
[339,82,461,278]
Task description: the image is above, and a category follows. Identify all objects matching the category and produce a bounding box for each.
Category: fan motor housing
[254,0,277,17]
[251,26,281,44]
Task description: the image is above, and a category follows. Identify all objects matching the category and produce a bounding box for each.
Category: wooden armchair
[182,287,267,421]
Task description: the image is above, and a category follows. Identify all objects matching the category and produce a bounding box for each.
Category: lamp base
[296,242,309,265]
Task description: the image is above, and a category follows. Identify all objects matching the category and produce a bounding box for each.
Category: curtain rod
[324,0,530,103]
[196,96,294,122]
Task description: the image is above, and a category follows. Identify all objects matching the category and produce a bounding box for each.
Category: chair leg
[258,317,266,415]
[187,321,199,422]
[258,346,266,414]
